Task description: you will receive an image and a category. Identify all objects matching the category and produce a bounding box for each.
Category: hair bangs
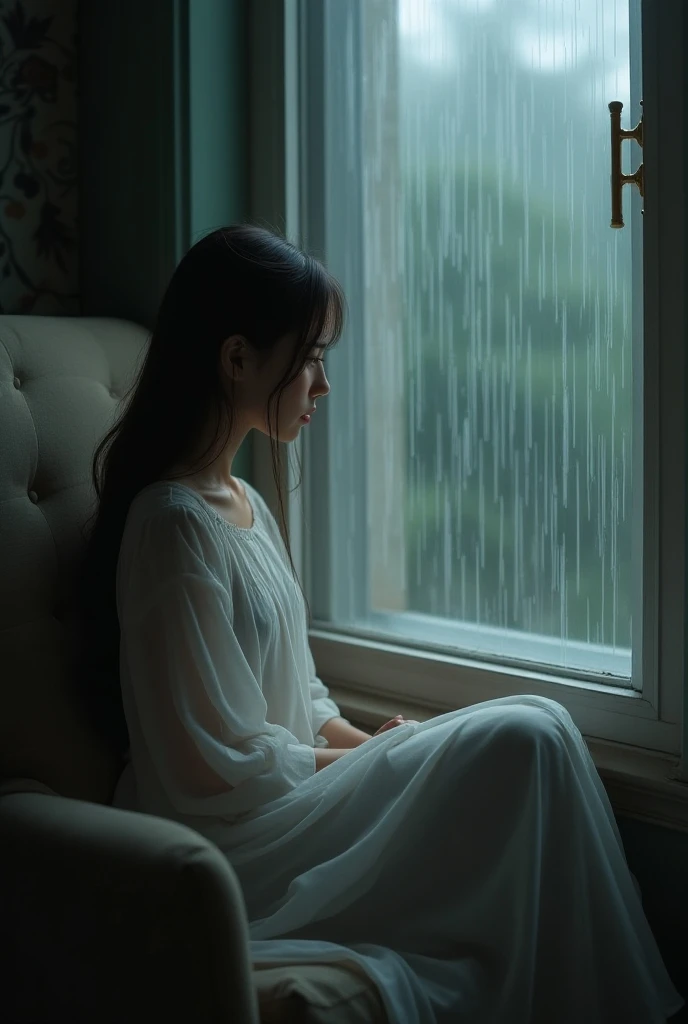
[299,260,347,358]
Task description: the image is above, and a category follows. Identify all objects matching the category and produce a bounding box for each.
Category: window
[254,0,686,764]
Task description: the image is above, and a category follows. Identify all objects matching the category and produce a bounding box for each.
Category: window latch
[608,100,644,229]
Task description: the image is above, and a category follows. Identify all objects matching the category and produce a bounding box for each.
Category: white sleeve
[118,507,316,817]
[306,644,345,738]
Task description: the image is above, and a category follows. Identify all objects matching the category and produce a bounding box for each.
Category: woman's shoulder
[118,482,235,592]
[129,480,211,526]
[122,481,224,560]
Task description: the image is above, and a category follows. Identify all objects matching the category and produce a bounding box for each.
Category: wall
[623,7,688,1011]
[0,0,77,315]
[78,0,252,477]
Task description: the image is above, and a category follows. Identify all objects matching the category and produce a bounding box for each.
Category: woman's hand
[373,714,419,737]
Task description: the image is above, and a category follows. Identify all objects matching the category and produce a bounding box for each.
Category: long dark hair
[71,225,346,758]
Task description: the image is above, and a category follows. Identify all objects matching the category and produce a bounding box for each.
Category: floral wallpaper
[0,0,77,315]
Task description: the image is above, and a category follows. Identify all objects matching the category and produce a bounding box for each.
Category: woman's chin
[256,418,302,443]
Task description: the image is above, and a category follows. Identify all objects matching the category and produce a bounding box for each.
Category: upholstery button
[28,490,38,503]
[13,376,21,389]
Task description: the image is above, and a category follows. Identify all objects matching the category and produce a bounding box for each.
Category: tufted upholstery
[0,315,149,804]
[0,315,390,1023]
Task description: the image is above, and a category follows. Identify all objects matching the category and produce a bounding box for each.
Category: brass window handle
[608,100,644,229]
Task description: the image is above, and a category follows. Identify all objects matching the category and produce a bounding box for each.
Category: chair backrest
[0,316,149,803]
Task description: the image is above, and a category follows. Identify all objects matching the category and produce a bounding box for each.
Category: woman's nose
[313,370,330,398]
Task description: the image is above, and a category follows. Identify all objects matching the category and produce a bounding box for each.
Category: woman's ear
[220,334,251,381]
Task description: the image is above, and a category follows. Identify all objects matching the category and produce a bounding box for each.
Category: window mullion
[303,0,369,625]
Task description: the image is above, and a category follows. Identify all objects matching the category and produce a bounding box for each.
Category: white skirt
[200,694,684,1024]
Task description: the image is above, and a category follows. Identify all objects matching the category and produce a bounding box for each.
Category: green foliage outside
[401,161,633,651]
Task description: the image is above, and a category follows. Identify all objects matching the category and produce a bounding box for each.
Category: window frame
[249,0,687,791]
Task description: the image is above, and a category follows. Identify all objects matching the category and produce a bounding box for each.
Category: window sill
[326,682,688,835]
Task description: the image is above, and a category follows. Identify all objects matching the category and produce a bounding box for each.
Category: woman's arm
[314,746,351,771]
[317,716,372,749]
[314,716,417,771]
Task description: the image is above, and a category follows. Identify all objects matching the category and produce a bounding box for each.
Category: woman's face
[224,331,331,442]
[269,341,330,441]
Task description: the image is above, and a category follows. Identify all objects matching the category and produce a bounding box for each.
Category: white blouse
[115,479,342,823]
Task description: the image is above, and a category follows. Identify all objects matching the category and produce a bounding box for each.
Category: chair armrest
[0,790,260,1023]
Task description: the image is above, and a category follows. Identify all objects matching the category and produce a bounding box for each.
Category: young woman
[73,225,683,1023]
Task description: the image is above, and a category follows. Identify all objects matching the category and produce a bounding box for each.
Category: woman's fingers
[373,715,406,736]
